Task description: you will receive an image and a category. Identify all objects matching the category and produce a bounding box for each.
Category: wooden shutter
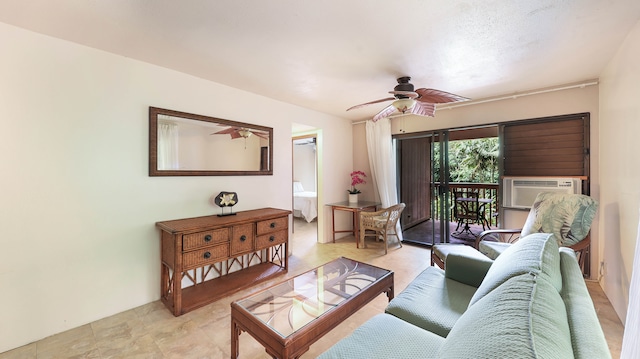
[501,113,591,275]
[398,137,431,229]
[502,113,589,178]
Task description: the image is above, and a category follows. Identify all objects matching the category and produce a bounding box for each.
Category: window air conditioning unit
[503,177,582,209]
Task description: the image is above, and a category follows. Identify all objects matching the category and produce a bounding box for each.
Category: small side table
[327,201,381,247]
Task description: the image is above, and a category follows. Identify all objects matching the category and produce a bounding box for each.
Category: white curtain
[158,122,179,170]
[621,208,640,358]
[365,118,403,241]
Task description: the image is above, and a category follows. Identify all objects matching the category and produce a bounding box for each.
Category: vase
[349,193,358,203]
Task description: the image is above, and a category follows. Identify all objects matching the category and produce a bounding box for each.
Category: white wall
[599,20,640,324]
[293,144,316,192]
[0,22,352,352]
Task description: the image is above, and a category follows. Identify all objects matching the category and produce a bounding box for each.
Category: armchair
[432,192,598,271]
[476,192,598,269]
[360,203,406,254]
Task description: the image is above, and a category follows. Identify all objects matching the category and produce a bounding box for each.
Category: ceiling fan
[346,76,470,121]
[212,127,269,140]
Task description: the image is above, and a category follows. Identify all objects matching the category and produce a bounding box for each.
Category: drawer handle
[203,251,211,259]
[269,235,275,242]
[270,222,276,228]
[240,235,247,242]
[204,235,212,242]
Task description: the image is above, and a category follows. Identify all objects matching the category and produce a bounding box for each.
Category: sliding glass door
[396,129,451,246]
[431,130,452,245]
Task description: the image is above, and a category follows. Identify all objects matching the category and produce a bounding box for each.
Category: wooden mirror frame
[149,107,273,176]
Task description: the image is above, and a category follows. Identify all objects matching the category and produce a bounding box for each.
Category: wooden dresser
[156,207,291,316]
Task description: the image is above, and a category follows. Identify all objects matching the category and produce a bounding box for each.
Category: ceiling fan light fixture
[237,129,252,138]
[392,98,416,113]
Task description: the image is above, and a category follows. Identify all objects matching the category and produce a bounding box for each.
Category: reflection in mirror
[149,107,273,176]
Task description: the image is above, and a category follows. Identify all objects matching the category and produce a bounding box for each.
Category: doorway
[292,134,318,242]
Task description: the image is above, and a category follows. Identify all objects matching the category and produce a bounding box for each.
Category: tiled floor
[2,218,624,358]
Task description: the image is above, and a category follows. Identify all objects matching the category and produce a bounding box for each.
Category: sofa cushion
[559,248,612,359]
[317,314,445,359]
[438,273,574,359]
[385,266,477,337]
[469,232,561,306]
[521,192,598,247]
[432,244,493,287]
[445,250,494,288]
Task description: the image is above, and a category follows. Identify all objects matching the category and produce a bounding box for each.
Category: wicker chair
[359,203,406,254]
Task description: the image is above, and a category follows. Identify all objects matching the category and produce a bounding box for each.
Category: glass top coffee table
[231,257,394,358]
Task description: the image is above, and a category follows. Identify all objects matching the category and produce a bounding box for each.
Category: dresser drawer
[182,243,229,270]
[230,223,255,255]
[255,230,287,250]
[183,228,229,251]
[256,216,288,235]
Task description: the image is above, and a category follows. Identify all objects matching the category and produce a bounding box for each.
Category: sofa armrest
[445,252,493,288]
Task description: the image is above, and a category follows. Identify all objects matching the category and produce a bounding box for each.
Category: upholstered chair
[477,192,598,268]
[432,192,598,271]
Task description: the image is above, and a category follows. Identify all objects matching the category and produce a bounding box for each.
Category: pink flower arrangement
[348,170,367,194]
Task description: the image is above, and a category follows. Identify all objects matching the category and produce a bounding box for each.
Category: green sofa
[318,233,610,359]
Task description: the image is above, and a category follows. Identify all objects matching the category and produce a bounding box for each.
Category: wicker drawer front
[230,223,255,255]
[183,228,229,251]
[256,217,288,235]
[255,230,287,250]
[182,244,229,270]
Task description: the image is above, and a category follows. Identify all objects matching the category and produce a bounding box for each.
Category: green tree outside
[433,138,499,183]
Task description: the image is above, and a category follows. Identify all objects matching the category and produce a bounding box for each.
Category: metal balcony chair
[452,191,491,239]
[360,203,406,254]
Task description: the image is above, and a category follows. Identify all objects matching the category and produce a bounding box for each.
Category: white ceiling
[1,1,639,121]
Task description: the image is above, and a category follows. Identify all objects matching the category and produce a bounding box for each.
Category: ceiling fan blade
[415,88,470,104]
[411,101,436,117]
[212,127,238,135]
[346,97,395,111]
[212,127,244,139]
[372,104,397,121]
[253,131,269,140]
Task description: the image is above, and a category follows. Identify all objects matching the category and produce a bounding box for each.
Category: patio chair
[452,191,491,239]
[360,203,406,254]
[431,192,598,271]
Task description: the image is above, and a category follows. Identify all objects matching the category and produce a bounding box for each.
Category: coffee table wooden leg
[386,282,395,301]
[231,318,241,358]
[385,273,394,301]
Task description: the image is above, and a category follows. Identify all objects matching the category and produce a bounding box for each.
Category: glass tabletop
[233,257,391,338]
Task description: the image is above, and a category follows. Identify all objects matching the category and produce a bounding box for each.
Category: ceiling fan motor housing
[394,76,414,98]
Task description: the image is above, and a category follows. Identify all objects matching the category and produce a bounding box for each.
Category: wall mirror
[149,107,273,176]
